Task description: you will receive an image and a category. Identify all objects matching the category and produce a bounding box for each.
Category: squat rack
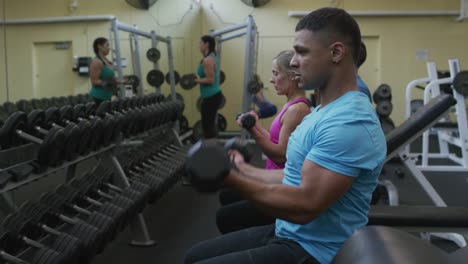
[209,15,258,116]
[109,19,178,101]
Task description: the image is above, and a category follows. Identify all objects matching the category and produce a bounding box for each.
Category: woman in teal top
[89,37,120,105]
[195,35,224,139]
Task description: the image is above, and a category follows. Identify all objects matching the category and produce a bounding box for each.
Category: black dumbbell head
[186,140,231,192]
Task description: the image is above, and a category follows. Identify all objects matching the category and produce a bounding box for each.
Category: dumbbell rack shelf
[0,144,115,196]
[0,143,37,172]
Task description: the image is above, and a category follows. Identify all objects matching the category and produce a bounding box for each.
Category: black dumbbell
[17,200,102,261]
[0,231,68,264]
[27,109,81,163]
[16,99,34,114]
[0,112,65,167]
[68,178,138,227]
[0,242,30,264]
[39,192,117,247]
[131,152,186,184]
[2,214,80,264]
[3,101,18,115]
[40,98,51,110]
[237,112,256,129]
[122,141,187,169]
[75,102,119,147]
[55,184,128,233]
[224,137,252,163]
[82,178,147,217]
[137,143,188,163]
[38,192,108,252]
[125,171,165,203]
[67,103,109,151]
[80,170,151,212]
[58,105,96,155]
[95,101,145,140]
[30,99,42,110]
[129,146,187,173]
[186,138,252,192]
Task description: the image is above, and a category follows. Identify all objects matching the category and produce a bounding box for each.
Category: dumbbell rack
[0,122,186,251]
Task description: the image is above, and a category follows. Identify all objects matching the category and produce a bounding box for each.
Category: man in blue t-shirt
[185,7,386,264]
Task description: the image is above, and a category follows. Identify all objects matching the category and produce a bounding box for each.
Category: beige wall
[0,0,467,128]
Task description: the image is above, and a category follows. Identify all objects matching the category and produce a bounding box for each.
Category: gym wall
[0,0,467,130]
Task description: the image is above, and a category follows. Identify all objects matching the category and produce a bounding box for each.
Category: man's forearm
[225,171,318,224]
[236,162,283,184]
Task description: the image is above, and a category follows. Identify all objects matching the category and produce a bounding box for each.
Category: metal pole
[112,19,125,99]
[242,16,254,116]
[210,22,249,36]
[220,31,247,42]
[117,22,167,42]
[133,30,144,96]
[216,37,222,87]
[167,37,176,101]
[110,156,156,246]
[129,34,136,97]
[151,31,161,95]
[167,37,179,132]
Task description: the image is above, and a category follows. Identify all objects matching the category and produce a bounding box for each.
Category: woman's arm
[196,57,216,85]
[89,59,104,86]
[252,103,310,164]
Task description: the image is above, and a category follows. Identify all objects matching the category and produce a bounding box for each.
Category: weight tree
[110,19,178,100]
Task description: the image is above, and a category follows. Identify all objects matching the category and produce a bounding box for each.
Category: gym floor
[90,137,467,263]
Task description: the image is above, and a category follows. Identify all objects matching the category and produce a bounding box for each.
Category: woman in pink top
[216,50,310,234]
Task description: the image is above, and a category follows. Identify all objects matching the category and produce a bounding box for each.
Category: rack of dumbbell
[1,94,94,119]
[0,93,189,263]
[0,93,185,193]
[115,125,190,203]
[0,162,153,264]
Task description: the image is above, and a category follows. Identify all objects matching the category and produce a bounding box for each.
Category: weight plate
[146,69,165,87]
[165,71,180,85]
[220,70,226,84]
[453,71,468,96]
[146,47,161,63]
[180,73,197,90]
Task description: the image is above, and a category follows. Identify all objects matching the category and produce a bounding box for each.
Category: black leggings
[93,97,105,106]
[216,188,275,234]
[201,92,224,139]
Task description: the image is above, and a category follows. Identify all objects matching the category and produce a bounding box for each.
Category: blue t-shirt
[357,75,372,102]
[275,91,386,264]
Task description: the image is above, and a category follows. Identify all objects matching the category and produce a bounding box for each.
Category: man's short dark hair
[357,41,367,68]
[295,7,361,64]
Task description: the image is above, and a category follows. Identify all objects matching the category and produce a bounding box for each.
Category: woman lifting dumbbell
[89,37,127,105]
[195,35,225,139]
[216,50,311,234]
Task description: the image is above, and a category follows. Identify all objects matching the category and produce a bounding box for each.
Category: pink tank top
[265,97,310,169]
